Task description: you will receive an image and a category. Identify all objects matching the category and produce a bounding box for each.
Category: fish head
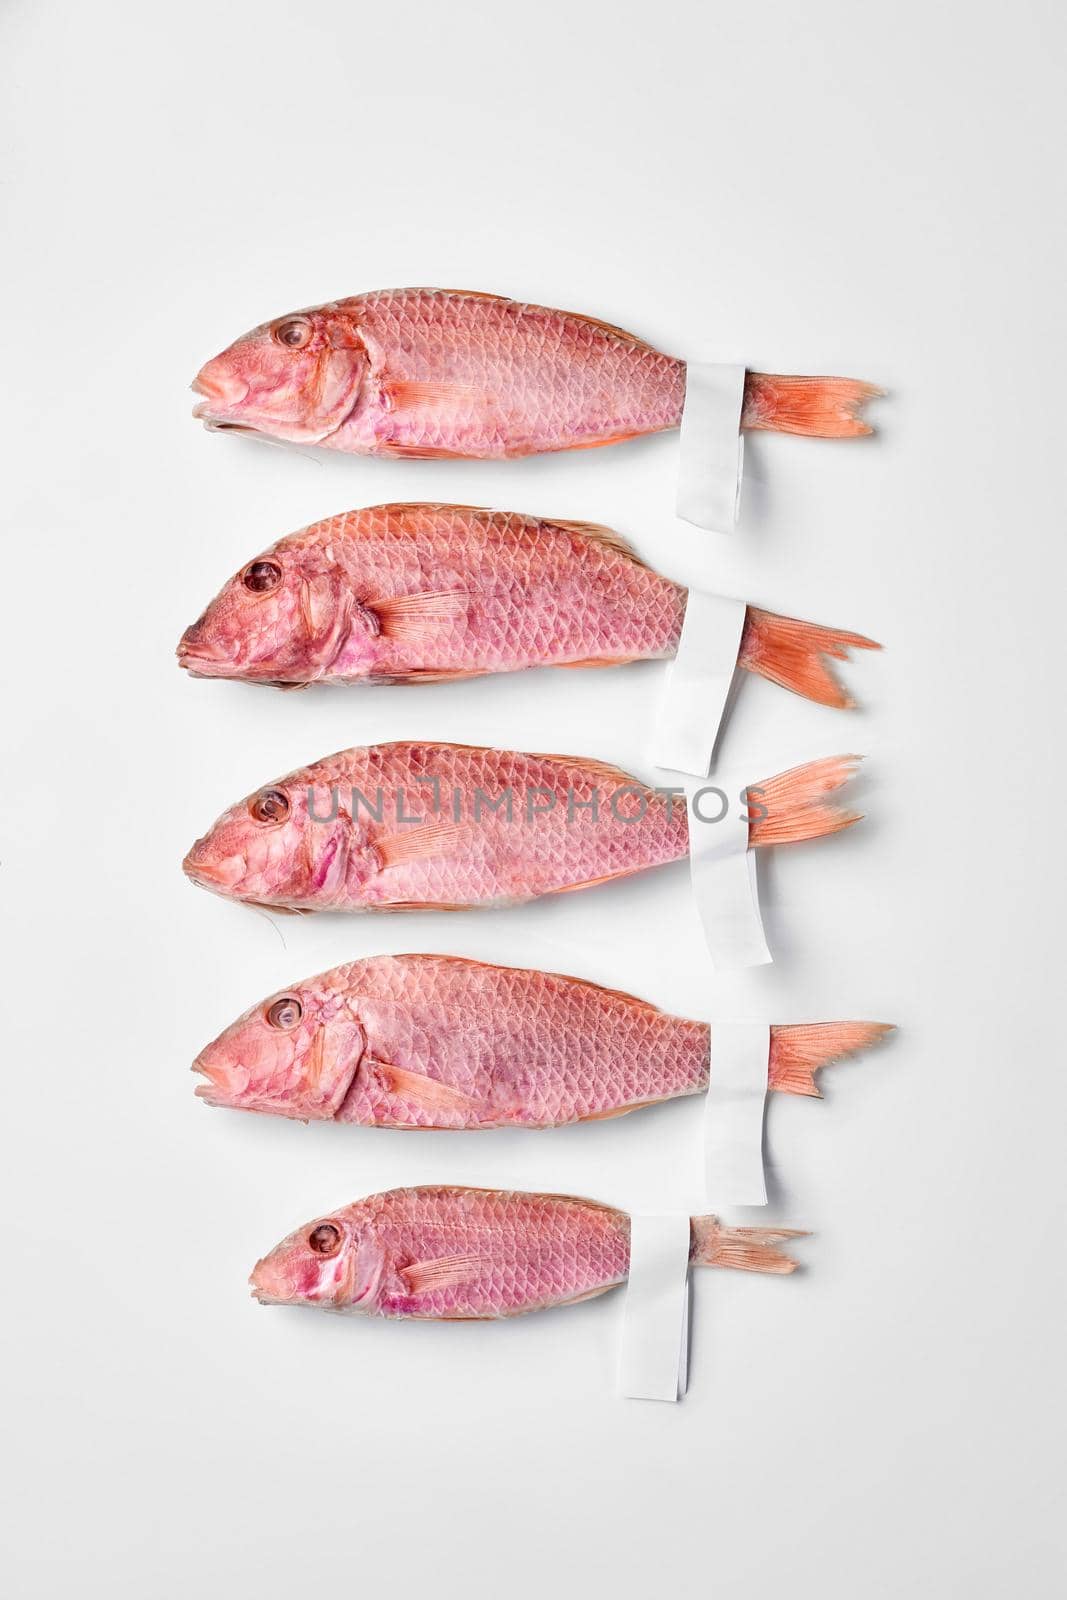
[182,773,382,909]
[177,541,378,683]
[191,304,367,445]
[192,980,366,1120]
[250,1211,386,1311]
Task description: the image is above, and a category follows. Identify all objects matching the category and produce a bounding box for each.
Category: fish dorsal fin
[408,287,515,305]
[360,501,494,520]
[529,750,644,790]
[385,952,663,1012]
[541,1191,622,1216]
[545,518,650,570]
[389,288,651,352]
[341,289,652,349]
[373,739,497,761]
[539,967,666,1013]
[396,1184,620,1219]
[361,505,646,567]
[397,1254,487,1295]
[430,290,649,347]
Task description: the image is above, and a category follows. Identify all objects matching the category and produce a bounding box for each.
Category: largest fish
[191,288,879,457]
[182,743,861,912]
[250,1187,803,1319]
[193,952,892,1127]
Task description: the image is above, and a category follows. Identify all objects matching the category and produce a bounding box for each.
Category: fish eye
[308,1223,342,1256]
[242,559,282,593]
[272,317,312,350]
[249,787,290,825]
[266,996,303,1030]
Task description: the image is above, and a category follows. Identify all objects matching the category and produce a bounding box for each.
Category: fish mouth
[176,631,239,677]
[178,657,239,680]
[191,1045,245,1106]
[191,370,256,431]
[249,1257,293,1305]
[249,1286,287,1306]
[195,413,263,435]
[249,1277,284,1306]
[182,847,247,892]
[191,403,261,435]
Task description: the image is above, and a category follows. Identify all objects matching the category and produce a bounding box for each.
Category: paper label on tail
[684,779,772,971]
[618,1214,691,1403]
[704,1021,771,1206]
[677,362,746,532]
[652,590,747,777]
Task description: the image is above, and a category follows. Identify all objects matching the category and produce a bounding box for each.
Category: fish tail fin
[690,1217,805,1275]
[739,606,881,710]
[748,754,863,847]
[742,372,882,437]
[769,1021,896,1097]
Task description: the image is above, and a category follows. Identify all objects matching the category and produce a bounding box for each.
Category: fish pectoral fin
[374,820,471,871]
[375,443,471,460]
[398,1254,487,1295]
[369,590,470,646]
[376,667,484,685]
[384,378,481,411]
[368,1059,486,1118]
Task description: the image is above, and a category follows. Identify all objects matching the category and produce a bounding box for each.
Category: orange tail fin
[689,1217,805,1275]
[748,754,863,847]
[742,372,881,437]
[769,1021,895,1097]
[740,606,881,709]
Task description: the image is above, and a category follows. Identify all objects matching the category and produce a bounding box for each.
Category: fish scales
[192,287,878,456]
[193,954,892,1126]
[337,957,706,1128]
[329,290,684,457]
[249,1186,801,1320]
[179,505,880,703]
[183,741,690,912]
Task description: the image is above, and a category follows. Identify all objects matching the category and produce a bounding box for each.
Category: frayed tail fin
[689,1217,805,1275]
[740,606,881,709]
[769,1021,895,1097]
[742,373,882,437]
[747,754,863,847]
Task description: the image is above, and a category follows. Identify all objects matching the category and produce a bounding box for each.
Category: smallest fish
[250,1186,805,1322]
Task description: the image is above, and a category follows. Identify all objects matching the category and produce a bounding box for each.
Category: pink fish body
[250,1186,802,1320]
[182,742,861,913]
[193,952,892,1127]
[192,288,878,457]
[177,503,878,706]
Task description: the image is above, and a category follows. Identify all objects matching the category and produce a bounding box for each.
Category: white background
[3,2,1064,1595]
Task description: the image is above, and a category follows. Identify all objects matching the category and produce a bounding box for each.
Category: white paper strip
[677,361,746,532]
[684,778,772,971]
[652,590,747,777]
[704,1021,771,1206]
[619,1214,692,1402]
